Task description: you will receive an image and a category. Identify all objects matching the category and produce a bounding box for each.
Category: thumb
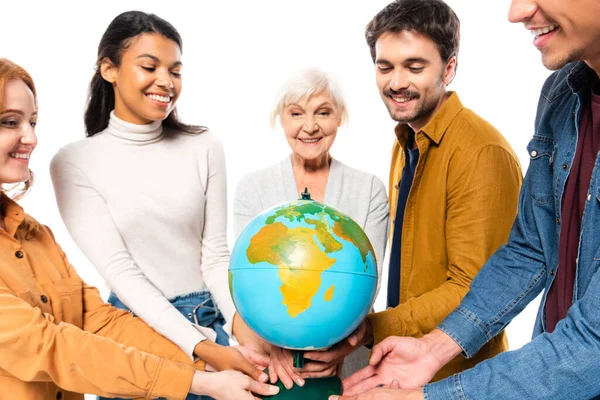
[247,379,280,397]
[369,336,396,365]
[348,321,366,347]
[247,348,271,368]
[238,357,269,383]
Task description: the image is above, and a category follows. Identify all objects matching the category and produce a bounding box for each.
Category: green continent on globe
[245,201,375,318]
[265,202,374,263]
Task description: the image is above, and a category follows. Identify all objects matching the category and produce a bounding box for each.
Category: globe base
[264,376,342,399]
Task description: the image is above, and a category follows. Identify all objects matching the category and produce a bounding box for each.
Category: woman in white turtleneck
[50,12,266,400]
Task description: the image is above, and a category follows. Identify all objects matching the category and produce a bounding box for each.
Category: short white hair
[270,68,348,127]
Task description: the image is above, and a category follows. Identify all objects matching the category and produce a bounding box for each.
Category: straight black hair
[84,11,207,137]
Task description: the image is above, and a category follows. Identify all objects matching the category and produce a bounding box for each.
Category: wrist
[194,339,218,359]
[363,319,375,348]
[190,371,215,397]
[421,329,462,368]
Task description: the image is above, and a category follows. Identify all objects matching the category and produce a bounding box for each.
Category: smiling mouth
[146,94,172,104]
[9,152,30,160]
[299,137,322,144]
[531,25,558,38]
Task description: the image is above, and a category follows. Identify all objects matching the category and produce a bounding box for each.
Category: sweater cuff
[423,373,464,400]
[148,359,195,400]
[437,307,490,358]
[366,308,404,345]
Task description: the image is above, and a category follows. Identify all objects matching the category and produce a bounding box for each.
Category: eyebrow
[137,54,183,67]
[0,109,38,117]
[315,101,334,108]
[287,101,334,109]
[376,57,430,64]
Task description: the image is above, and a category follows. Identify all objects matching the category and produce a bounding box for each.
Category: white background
[2,0,550,394]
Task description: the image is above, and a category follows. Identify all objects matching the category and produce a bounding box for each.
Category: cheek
[375,75,388,91]
[282,122,301,138]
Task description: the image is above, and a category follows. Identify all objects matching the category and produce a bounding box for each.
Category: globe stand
[263,350,342,399]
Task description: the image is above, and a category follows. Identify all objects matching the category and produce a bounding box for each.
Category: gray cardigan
[233,157,389,293]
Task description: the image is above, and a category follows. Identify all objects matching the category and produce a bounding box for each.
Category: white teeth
[531,25,558,37]
[300,138,321,143]
[392,96,411,103]
[147,94,171,103]
[10,153,30,159]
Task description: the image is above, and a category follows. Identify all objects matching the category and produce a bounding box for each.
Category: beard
[383,87,442,124]
[540,46,583,71]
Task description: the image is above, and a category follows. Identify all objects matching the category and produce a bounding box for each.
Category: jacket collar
[0,192,25,238]
[394,91,463,148]
[567,61,598,93]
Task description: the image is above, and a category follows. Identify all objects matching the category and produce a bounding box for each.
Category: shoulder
[335,160,387,198]
[50,135,106,174]
[540,62,580,101]
[447,103,517,160]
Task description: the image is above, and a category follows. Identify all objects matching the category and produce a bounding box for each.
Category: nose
[20,124,38,147]
[389,70,409,92]
[156,68,174,90]
[302,115,319,133]
[508,0,537,23]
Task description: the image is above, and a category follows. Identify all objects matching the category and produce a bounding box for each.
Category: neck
[290,153,331,174]
[408,91,450,133]
[586,59,600,82]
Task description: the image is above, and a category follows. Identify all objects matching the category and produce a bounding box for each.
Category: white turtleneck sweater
[50,112,235,358]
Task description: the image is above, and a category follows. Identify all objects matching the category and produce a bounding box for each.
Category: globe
[229,196,378,351]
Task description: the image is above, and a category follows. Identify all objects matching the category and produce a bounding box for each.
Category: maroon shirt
[545,86,600,333]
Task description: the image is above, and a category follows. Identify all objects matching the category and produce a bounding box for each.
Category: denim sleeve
[438,153,550,356]
[425,267,600,398]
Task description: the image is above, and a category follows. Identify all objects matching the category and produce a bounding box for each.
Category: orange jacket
[0,194,202,399]
[367,93,522,380]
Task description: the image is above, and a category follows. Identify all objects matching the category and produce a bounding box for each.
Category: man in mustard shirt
[304,0,522,381]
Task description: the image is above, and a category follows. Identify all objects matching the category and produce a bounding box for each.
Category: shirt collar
[394,91,463,148]
[0,192,25,238]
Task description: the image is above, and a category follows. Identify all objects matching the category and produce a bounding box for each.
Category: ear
[99,58,117,84]
[442,55,457,86]
[337,107,345,127]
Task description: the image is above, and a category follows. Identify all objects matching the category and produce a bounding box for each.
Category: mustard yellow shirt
[0,194,201,400]
[367,92,522,380]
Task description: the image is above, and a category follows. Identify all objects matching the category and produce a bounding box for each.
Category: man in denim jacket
[332,0,600,399]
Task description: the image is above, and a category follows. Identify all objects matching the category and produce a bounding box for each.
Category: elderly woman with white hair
[233,68,389,389]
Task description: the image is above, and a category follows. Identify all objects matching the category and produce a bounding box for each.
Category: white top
[50,112,235,359]
[234,157,389,295]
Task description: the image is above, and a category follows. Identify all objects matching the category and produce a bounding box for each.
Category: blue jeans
[99,290,230,400]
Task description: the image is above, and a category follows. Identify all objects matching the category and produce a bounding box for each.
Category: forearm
[426,303,600,399]
[0,290,194,399]
[82,284,203,367]
[367,281,468,344]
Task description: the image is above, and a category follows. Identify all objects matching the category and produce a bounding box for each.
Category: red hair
[0,59,39,234]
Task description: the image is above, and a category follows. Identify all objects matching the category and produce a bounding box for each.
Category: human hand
[232,313,271,354]
[194,340,268,383]
[265,345,306,390]
[190,370,279,399]
[329,385,424,400]
[342,331,458,395]
[302,320,373,379]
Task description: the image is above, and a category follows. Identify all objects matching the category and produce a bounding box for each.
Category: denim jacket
[425,62,600,399]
